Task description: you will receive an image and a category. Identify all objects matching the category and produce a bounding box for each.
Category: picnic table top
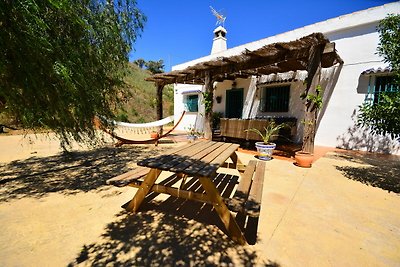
[137,141,240,177]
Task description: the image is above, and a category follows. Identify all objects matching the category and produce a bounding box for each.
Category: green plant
[300,83,325,153]
[300,84,324,111]
[202,92,213,114]
[185,125,203,137]
[212,112,223,129]
[357,92,400,140]
[357,14,400,140]
[115,112,129,123]
[245,120,287,144]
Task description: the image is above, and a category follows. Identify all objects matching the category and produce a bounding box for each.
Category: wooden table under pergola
[146,32,343,153]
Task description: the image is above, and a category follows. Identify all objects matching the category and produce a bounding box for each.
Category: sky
[129,0,397,71]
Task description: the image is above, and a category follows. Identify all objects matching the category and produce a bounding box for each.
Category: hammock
[98,111,186,146]
[111,115,174,134]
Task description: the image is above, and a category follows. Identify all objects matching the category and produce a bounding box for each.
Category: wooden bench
[106,166,150,187]
[226,160,266,217]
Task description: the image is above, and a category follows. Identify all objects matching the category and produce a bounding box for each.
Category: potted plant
[150,131,159,139]
[245,120,287,160]
[294,84,324,167]
[185,125,202,142]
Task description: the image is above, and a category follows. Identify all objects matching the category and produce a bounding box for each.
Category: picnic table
[107,140,266,245]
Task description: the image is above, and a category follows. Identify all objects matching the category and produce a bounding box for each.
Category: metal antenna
[210,6,226,27]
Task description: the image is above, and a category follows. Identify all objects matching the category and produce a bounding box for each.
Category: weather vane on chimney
[210,6,226,27]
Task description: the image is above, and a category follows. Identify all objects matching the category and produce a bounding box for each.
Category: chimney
[211,26,227,54]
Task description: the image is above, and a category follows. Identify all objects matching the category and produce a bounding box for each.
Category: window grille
[260,85,290,112]
[367,76,399,104]
[184,94,199,112]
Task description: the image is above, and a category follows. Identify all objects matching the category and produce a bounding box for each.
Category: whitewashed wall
[173,83,202,131]
[318,21,399,154]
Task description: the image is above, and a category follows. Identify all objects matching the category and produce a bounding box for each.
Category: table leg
[126,168,161,212]
[198,176,247,245]
[230,151,245,172]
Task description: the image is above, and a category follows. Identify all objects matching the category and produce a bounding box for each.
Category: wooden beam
[203,71,213,140]
[199,176,247,245]
[127,181,214,204]
[126,168,162,212]
[146,33,341,85]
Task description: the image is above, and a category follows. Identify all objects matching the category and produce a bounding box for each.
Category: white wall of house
[174,83,202,132]
[173,2,400,154]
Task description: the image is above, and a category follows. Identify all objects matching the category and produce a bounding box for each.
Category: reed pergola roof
[145,32,343,85]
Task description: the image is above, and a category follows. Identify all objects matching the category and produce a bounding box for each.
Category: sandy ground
[0,133,399,266]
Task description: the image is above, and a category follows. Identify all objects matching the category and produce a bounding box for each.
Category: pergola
[146,32,343,152]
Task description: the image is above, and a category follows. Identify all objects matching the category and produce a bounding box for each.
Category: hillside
[116,63,174,123]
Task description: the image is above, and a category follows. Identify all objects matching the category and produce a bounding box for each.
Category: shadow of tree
[68,208,278,266]
[67,171,280,266]
[331,151,400,194]
[0,146,165,202]
[336,110,399,154]
[69,210,251,266]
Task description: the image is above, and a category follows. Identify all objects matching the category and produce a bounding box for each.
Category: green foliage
[212,112,223,129]
[118,64,173,123]
[357,92,400,140]
[185,125,203,137]
[145,60,164,74]
[115,112,129,123]
[202,92,213,114]
[133,58,146,68]
[357,14,400,140]
[245,120,287,144]
[300,84,324,111]
[377,14,400,81]
[0,0,146,147]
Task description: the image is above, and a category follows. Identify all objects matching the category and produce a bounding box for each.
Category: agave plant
[245,120,287,144]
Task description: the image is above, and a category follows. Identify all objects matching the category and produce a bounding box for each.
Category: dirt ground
[0,133,399,266]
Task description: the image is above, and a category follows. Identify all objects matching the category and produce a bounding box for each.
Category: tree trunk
[302,111,316,153]
[302,44,324,153]
[204,71,213,140]
[156,82,164,134]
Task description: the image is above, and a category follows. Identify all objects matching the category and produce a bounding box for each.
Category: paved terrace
[0,133,399,266]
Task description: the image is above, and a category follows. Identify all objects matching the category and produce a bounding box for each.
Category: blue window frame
[369,76,399,105]
[184,94,199,112]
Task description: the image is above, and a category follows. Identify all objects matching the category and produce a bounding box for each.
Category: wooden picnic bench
[106,141,267,245]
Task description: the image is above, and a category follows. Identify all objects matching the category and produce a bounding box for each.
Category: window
[184,94,199,112]
[370,76,399,104]
[260,85,290,112]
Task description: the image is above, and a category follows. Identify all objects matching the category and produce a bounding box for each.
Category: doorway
[225,88,243,118]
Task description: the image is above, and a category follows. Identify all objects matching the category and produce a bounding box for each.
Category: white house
[171,2,400,154]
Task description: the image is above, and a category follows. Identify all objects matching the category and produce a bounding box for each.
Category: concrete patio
[0,134,399,266]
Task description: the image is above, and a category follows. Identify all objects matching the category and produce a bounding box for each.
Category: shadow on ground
[68,172,280,266]
[331,151,400,194]
[0,146,163,202]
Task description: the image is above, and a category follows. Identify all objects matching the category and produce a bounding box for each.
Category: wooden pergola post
[302,44,324,154]
[155,81,164,134]
[203,71,214,140]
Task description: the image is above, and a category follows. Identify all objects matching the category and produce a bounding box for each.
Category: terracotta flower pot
[150,132,159,139]
[294,151,314,168]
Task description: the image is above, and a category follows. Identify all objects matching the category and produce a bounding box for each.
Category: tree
[357,14,400,140]
[145,60,165,74]
[133,58,146,69]
[377,14,400,81]
[0,0,146,147]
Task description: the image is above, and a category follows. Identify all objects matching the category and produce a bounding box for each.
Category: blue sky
[129,0,396,71]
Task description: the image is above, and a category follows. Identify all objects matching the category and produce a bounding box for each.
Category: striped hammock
[109,115,174,135]
[100,111,186,146]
